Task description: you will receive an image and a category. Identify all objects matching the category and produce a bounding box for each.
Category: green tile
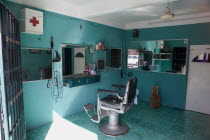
[27,102,210,140]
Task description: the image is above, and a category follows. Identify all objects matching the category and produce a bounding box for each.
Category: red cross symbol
[30,17,39,27]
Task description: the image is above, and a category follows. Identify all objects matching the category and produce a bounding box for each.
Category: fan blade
[175,5,210,15]
[126,8,160,17]
[129,7,153,12]
[127,4,167,17]
[128,12,160,17]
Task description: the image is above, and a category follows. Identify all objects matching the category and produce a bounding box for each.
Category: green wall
[4,0,210,131]
[21,49,52,81]
[5,1,125,130]
[124,22,210,109]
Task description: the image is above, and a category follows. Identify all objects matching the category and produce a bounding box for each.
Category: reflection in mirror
[127,49,139,68]
[192,53,210,63]
[127,39,188,75]
[106,48,122,68]
[62,45,94,77]
[97,59,106,70]
[21,48,52,81]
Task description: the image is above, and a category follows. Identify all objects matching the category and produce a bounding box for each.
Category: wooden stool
[150,86,160,109]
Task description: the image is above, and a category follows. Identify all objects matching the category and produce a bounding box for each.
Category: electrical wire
[49,71,63,103]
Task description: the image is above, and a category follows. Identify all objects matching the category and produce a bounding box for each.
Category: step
[83,103,95,112]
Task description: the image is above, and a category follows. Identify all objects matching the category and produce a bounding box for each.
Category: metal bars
[0,2,26,140]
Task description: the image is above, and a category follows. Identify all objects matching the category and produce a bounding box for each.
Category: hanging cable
[48,71,63,103]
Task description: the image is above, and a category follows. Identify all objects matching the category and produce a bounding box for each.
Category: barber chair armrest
[97,89,120,96]
[97,89,124,101]
[111,84,125,89]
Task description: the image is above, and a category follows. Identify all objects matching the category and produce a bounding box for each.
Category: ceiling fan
[127,0,210,20]
[160,1,174,19]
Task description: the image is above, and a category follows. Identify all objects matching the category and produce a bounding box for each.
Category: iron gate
[0,2,26,140]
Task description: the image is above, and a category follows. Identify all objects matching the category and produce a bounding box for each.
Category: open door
[0,90,4,140]
[186,45,210,115]
[0,2,26,139]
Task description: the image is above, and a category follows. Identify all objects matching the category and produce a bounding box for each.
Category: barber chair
[84,77,137,136]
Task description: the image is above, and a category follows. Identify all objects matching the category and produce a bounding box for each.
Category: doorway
[186,45,210,115]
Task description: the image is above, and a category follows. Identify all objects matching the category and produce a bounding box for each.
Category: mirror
[62,44,94,77]
[127,39,188,75]
[21,48,52,81]
[106,48,122,69]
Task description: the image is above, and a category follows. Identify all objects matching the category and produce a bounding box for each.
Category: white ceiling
[7,0,210,29]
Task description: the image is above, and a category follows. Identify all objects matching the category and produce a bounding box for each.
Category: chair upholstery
[123,77,137,104]
[100,95,123,110]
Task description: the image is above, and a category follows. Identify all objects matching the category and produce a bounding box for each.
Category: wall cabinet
[63,75,100,88]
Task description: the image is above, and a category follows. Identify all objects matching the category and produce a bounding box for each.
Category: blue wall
[5,1,125,130]
[124,23,210,109]
[4,0,210,131]
[21,49,52,81]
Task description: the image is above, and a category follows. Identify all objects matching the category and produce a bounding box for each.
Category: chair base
[99,121,129,136]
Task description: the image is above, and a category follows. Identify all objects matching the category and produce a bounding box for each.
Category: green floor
[26,102,210,140]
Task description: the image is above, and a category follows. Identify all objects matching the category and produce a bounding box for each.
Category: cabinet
[63,75,100,88]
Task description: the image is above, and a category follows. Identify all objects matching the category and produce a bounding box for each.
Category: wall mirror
[21,48,52,81]
[127,39,188,75]
[61,44,94,77]
[106,48,122,69]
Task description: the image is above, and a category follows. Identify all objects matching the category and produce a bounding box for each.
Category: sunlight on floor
[45,111,98,140]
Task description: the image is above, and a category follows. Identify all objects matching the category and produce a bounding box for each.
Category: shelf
[154,53,171,54]
[172,58,186,60]
[153,59,171,60]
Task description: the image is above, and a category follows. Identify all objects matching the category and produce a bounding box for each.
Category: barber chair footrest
[91,109,107,123]
[84,103,95,112]
[91,115,99,122]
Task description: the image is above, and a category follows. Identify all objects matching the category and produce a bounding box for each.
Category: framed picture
[89,46,94,54]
